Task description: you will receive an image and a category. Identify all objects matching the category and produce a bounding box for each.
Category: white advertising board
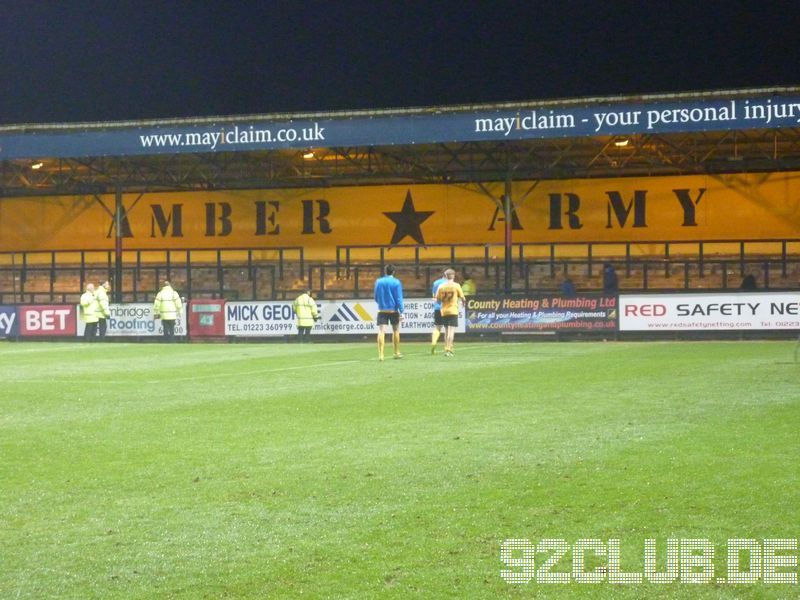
[76,303,187,336]
[619,292,800,331]
[225,298,465,337]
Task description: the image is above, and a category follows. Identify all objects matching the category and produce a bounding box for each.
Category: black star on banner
[383,190,434,245]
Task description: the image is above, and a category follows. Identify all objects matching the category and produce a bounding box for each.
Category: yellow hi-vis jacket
[153,285,182,320]
[461,278,477,297]
[80,291,100,323]
[293,293,319,327]
[95,285,111,318]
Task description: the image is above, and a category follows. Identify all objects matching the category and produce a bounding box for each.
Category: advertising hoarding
[18,305,76,337]
[76,303,187,337]
[466,295,617,332]
[0,306,18,338]
[225,298,465,337]
[3,94,800,160]
[619,292,800,331]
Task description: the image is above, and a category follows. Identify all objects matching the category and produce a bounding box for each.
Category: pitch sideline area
[1,340,799,598]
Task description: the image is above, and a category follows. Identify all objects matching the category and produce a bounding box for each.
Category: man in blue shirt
[430,269,448,354]
[374,264,404,361]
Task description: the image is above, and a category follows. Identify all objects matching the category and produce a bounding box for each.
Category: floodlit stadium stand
[2,87,800,303]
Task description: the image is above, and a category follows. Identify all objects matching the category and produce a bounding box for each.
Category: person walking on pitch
[435,268,466,357]
[374,264,404,361]
[430,269,448,354]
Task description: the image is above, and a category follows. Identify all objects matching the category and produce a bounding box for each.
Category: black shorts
[377,311,400,326]
[442,314,458,327]
[433,309,444,326]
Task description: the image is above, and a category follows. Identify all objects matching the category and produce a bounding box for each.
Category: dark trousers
[84,322,98,342]
[162,319,176,341]
[98,318,107,339]
[297,326,312,342]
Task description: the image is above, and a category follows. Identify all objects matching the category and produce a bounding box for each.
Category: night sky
[1,1,797,125]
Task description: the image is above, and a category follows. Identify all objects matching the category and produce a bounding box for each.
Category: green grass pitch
[2,339,799,599]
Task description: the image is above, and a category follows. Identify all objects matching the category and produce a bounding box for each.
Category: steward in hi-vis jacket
[153,280,183,342]
[95,280,111,340]
[293,290,319,343]
[80,282,100,342]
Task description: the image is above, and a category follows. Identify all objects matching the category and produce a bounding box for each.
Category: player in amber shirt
[434,268,466,357]
[430,269,448,355]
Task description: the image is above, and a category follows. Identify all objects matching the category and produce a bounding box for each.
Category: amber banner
[2,172,800,257]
